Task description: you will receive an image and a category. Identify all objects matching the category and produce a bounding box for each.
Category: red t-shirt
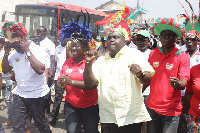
[60,58,98,108]
[187,64,200,117]
[147,46,190,116]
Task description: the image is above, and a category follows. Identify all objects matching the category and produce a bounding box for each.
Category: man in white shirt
[135,30,152,98]
[37,26,55,114]
[1,21,51,132]
[135,29,152,133]
[37,26,55,86]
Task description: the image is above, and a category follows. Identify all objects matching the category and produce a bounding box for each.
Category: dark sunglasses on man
[186,38,197,41]
[37,29,44,33]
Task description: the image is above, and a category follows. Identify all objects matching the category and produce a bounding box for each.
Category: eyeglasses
[135,38,148,42]
[186,38,197,41]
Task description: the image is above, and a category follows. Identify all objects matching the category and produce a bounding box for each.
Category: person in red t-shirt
[182,29,200,133]
[147,18,190,133]
[58,20,99,133]
[182,64,200,132]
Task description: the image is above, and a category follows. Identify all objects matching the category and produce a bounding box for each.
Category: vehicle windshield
[16,15,56,41]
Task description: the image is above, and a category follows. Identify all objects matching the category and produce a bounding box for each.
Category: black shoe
[49,118,57,126]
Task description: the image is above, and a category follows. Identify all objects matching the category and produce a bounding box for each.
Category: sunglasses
[186,38,197,41]
[37,29,44,33]
[135,38,148,42]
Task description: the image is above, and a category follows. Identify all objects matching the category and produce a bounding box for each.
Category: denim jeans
[64,101,99,133]
[12,92,52,133]
[2,78,13,120]
[101,123,143,133]
[147,107,180,133]
[50,80,64,120]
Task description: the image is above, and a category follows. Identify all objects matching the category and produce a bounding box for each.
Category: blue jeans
[147,107,180,133]
[12,92,52,133]
[64,101,99,133]
[2,78,13,120]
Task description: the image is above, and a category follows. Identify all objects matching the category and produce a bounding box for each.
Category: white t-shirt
[54,44,66,80]
[186,50,200,68]
[40,37,55,68]
[141,49,151,96]
[9,41,49,98]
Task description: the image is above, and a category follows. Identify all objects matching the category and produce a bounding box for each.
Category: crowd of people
[0,2,200,133]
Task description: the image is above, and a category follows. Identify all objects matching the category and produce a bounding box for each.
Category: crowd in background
[0,2,200,133]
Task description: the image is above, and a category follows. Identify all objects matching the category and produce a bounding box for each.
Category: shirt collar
[105,45,127,59]
[70,57,85,65]
[185,49,199,57]
[157,44,181,56]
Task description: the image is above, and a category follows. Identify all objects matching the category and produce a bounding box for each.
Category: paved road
[0,100,101,133]
[0,100,66,133]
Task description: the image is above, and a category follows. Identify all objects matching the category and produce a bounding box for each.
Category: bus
[15,2,106,42]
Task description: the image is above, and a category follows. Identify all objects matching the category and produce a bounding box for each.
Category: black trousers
[12,92,52,133]
[101,122,143,133]
[50,80,64,119]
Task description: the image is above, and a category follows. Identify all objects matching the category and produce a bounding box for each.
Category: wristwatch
[26,51,31,57]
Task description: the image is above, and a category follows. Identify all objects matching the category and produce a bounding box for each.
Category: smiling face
[70,41,87,58]
[37,27,46,40]
[107,31,126,58]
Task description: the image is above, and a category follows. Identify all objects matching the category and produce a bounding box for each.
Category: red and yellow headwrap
[95,2,147,41]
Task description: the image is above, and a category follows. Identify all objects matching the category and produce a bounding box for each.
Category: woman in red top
[182,64,200,133]
[58,20,99,133]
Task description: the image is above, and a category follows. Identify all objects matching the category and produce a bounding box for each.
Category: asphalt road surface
[0,100,66,133]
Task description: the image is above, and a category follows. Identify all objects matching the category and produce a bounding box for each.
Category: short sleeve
[55,47,59,62]
[177,53,190,81]
[29,41,47,65]
[186,67,194,93]
[49,41,55,56]
[131,49,155,76]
